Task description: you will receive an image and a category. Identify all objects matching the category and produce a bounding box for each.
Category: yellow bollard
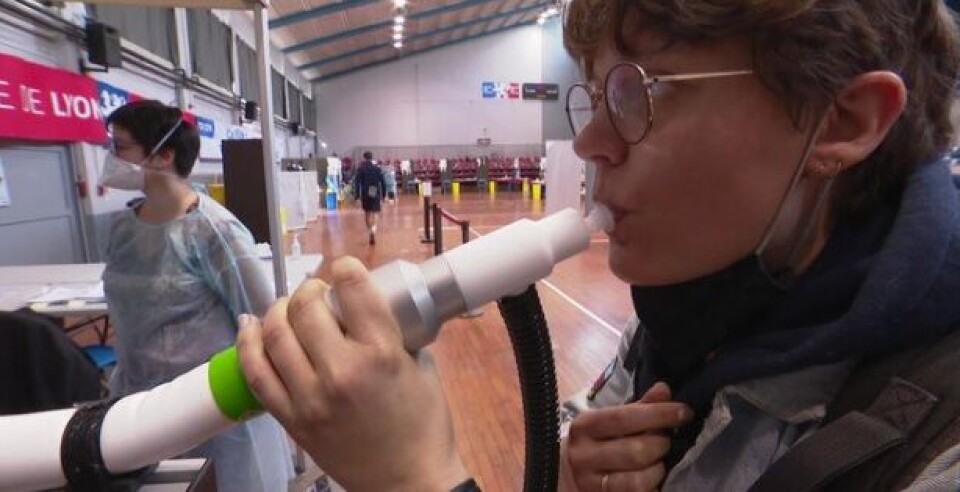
[531,181,542,201]
[208,183,226,205]
[488,180,496,195]
[452,181,461,197]
[279,207,289,234]
[521,178,530,197]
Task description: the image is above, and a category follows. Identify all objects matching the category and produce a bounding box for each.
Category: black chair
[0,310,102,415]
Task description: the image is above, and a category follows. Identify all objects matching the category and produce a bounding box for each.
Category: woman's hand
[562,383,692,491]
[237,257,468,491]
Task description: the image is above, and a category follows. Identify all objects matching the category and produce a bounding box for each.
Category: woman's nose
[573,106,628,169]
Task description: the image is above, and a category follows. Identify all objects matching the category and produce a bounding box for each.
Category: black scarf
[629,203,896,468]
[630,255,790,394]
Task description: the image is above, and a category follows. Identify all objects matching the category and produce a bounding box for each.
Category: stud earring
[815,160,843,177]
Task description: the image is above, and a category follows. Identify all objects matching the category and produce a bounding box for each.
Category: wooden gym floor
[293,189,632,490]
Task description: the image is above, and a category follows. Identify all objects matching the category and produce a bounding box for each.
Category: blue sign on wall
[96,82,131,118]
[196,116,215,138]
[482,81,496,99]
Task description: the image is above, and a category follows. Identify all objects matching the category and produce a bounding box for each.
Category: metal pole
[254,6,288,295]
[420,196,432,243]
[433,203,443,256]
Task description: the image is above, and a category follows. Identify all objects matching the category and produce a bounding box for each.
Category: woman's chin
[608,242,695,287]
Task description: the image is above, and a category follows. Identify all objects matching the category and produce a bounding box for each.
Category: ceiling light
[545,7,559,17]
[536,16,546,25]
[394,15,405,24]
[393,0,406,7]
[321,141,328,149]
[393,23,403,32]
[393,41,403,49]
[393,32,403,41]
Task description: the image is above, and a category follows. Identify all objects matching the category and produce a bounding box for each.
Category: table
[0,254,324,317]
[139,459,216,491]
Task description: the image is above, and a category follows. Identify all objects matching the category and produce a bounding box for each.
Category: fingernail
[678,407,692,422]
[237,314,252,328]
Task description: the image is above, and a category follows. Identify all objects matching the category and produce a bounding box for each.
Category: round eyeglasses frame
[565,62,753,145]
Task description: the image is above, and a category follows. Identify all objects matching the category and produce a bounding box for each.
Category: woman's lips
[604,205,628,243]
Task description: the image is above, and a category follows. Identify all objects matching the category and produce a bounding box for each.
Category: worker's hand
[561,383,692,492]
[237,257,468,491]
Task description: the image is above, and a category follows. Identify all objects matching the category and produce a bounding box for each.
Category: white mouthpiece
[585,204,614,234]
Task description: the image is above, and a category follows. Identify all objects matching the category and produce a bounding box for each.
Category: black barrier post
[420,196,432,243]
[433,203,443,256]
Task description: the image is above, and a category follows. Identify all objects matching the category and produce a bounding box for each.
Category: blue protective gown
[103,193,293,491]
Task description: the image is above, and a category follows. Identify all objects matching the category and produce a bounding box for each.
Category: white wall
[315,25,544,153]
[0,10,75,69]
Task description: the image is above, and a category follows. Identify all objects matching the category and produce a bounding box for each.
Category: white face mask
[99,153,146,191]
[100,118,185,191]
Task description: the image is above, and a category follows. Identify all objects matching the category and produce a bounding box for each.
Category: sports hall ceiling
[267,0,558,82]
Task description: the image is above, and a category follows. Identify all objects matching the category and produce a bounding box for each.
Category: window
[272,69,286,119]
[287,82,302,124]
[187,10,233,89]
[92,5,177,64]
[237,40,259,103]
[302,96,316,131]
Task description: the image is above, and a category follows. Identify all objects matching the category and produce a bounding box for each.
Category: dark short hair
[565,0,960,223]
[362,151,373,160]
[106,100,200,178]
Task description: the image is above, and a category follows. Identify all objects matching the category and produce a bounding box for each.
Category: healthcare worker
[100,100,293,491]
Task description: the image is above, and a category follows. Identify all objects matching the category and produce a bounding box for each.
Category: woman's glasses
[566,62,753,145]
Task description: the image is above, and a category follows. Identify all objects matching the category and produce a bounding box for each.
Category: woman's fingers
[639,381,672,403]
[329,257,403,347]
[236,312,294,421]
[255,298,322,398]
[574,400,692,440]
[285,277,348,372]
[571,432,671,471]
[599,464,666,492]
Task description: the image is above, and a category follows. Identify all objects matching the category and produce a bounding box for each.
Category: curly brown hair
[564,0,960,222]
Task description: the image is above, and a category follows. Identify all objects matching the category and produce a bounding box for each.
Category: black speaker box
[86,22,122,68]
[290,122,301,135]
[243,100,259,121]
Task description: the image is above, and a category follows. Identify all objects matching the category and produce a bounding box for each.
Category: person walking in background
[353,151,387,244]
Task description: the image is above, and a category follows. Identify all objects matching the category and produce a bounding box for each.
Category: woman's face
[109,125,177,178]
[575,33,813,286]
[109,126,149,164]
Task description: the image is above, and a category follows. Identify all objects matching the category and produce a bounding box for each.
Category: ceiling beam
[269,0,379,30]
[282,0,497,54]
[312,18,537,83]
[298,1,548,71]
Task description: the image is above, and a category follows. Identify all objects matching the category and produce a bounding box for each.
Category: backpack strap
[748,378,936,492]
[749,327,960,492]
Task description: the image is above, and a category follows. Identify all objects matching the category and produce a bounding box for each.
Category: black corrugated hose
[497,284,560,492]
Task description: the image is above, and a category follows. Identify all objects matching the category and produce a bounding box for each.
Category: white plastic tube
[0,363,235,491]
[328,206,614,351]
[444,208,594,308]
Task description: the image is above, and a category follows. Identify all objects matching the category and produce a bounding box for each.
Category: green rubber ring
[208,346,263,421]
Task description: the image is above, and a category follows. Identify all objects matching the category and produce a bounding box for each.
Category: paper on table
[28,282,106,303]
[0,285,48,311]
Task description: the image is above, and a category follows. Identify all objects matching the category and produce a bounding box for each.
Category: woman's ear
[805,71,907,178]
[151,148,177,173]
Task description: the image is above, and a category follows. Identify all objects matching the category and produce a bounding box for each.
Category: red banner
[0,53,107,144]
